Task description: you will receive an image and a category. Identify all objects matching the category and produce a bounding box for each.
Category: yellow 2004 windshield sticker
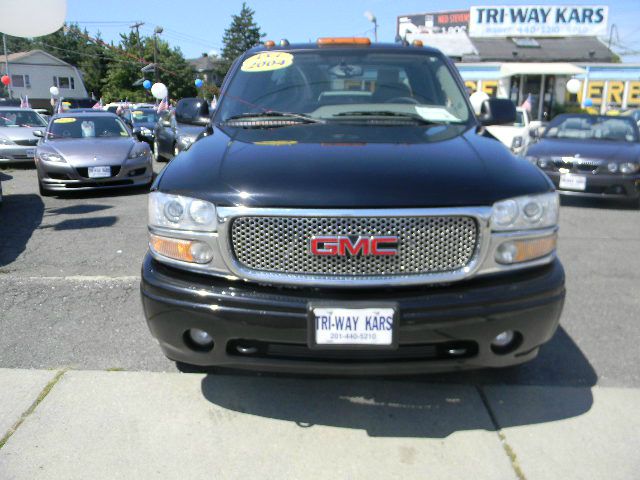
[53,117,76,123]
[241,52,293,73]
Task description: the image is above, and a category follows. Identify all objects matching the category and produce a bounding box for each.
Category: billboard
[397,10,470,37]
[469,5,608,37]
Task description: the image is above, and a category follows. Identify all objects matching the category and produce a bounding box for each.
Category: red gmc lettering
[310,236,398,256]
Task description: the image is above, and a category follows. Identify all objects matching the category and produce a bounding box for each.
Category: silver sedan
[35,112,153,196]
[0,107,47,163]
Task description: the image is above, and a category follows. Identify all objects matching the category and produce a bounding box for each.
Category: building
[398,5,640,120]
[0,50,88,109]
[188,54,224,87]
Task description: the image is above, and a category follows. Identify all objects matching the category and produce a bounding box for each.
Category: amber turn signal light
[317,37,371,46]
[495,234,557,265]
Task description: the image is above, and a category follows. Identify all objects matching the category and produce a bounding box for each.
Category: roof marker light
[412,39,424,47]
[264,40,275,48]
[317,37,371,46]
[280,39,290,47]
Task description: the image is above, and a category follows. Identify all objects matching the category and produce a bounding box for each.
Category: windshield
[131,110,159,123]
[217,50,471,125]
[514,111,525,127]
[0,110,47,127]
[544,115,639,143]
[47,116,130,139]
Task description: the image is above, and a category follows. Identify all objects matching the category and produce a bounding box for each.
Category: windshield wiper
[222,111,325,126]
[331,111,454,125]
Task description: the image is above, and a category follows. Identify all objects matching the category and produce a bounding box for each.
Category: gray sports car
[34,112,153,196]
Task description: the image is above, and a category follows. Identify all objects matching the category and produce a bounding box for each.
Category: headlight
[0,136,15,145]
[39,152,65,163]
[537,158,550,169]
[607,162,618,173]
[139,127,152,136]
[620,162,639,174]
[148,192,217,232]
[128,146,149,159]
[524,156,537,164]
[491,192,559,231]
[511,136,524,150]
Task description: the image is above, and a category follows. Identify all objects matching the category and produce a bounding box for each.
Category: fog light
[495,234,557,264]
[492,330,514,348]
[608,162,618,173]
[188,328,214,349]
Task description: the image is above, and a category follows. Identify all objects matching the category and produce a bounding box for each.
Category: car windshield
[217,49,471,125]
[514,111,525,127]
[0,110,47,127]
[131,110,159,123]
[47,116,130,139]
[544,115,639,143]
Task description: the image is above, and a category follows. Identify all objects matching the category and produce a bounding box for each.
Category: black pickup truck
[141,38,565,374]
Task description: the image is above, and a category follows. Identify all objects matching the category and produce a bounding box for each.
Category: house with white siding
[0,50,88,109]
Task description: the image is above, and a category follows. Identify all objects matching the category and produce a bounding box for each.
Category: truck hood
[40,137,135,166]
[157,124,552,208]
[527,138,640,162]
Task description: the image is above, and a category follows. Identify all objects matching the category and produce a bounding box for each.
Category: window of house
[11,74,30,88]
[53,76,75,89]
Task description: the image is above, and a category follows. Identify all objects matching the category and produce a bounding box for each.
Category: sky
[66,0,640,62]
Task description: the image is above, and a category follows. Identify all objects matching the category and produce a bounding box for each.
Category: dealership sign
[469,5,608,37]
[398,10,470,36]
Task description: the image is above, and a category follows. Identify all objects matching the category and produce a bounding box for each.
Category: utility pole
[2,34,12,99]
[153,26,163,82]
[364,11,378,42]
[129,21,145,56]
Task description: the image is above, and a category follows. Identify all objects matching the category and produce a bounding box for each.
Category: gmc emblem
[310,236,399,256]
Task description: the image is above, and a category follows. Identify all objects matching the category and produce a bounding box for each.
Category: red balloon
[1,75,10,86]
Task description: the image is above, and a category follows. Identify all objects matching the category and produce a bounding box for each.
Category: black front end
[141,254,565,374]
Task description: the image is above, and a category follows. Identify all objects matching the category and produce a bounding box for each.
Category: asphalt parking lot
[1,162,639,388]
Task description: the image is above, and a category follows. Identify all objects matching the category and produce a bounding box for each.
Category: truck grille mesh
[230,216,478,277]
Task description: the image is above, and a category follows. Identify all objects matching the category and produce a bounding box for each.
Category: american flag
[157,96,169,113]
[520,93,532,112]
[210,95,217,110]
[20,95,31,109]
[92,98,103,110]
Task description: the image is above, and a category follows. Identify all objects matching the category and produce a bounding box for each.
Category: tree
[220,2,265,74]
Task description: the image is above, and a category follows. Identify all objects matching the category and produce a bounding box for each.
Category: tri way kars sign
[469,5,608,37]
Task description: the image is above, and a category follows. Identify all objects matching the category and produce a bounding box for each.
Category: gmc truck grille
[230,216,478,277]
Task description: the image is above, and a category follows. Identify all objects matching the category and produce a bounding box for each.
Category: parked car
[153,98,208,161]
[34,112,153,196]
[141,39,564,374]
[122,108,159,149]
[486,107,543,155]
[621,108,640,128]
[0,107,48,163]
[525,114,640,206]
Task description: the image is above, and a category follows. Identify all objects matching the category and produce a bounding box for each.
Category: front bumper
[543,170,640,200]
[36,155,153,192]
[0,144,36,163]
[141,254,565,375]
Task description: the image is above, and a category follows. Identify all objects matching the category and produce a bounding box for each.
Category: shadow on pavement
[560,195,639,210]
[0,194,44,268]
[199,327,595,438]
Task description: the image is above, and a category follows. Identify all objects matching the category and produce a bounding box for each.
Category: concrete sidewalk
[0,369,638,479]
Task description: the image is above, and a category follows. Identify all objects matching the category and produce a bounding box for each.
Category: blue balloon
[143,79,152,89]
[195,78,204,88]
[584,98,593,107]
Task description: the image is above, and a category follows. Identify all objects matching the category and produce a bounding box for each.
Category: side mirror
[33,130,44,138]
[529,127,541,139]
[478,98,516,126]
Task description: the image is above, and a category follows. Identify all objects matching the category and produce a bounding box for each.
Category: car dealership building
[398,5,640,120]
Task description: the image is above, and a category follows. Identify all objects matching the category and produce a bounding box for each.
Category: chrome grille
[552,157,603,173]
[230,216,478,277]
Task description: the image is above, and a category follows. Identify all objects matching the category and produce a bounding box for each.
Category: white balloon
[566,78,582,95]
[49,86,60,97]
[151,83,168,100]
[0,0,67,38]
[469,91,490,115]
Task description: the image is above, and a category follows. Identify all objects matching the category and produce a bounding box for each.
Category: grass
[0,369,66,450]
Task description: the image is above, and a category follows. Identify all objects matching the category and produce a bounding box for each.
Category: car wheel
[153,139,163,162]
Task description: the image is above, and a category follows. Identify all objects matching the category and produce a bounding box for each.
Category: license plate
[25,149,35,157]
[559,173,586,191]
[310,306,396,347]
[88,166,111,178]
